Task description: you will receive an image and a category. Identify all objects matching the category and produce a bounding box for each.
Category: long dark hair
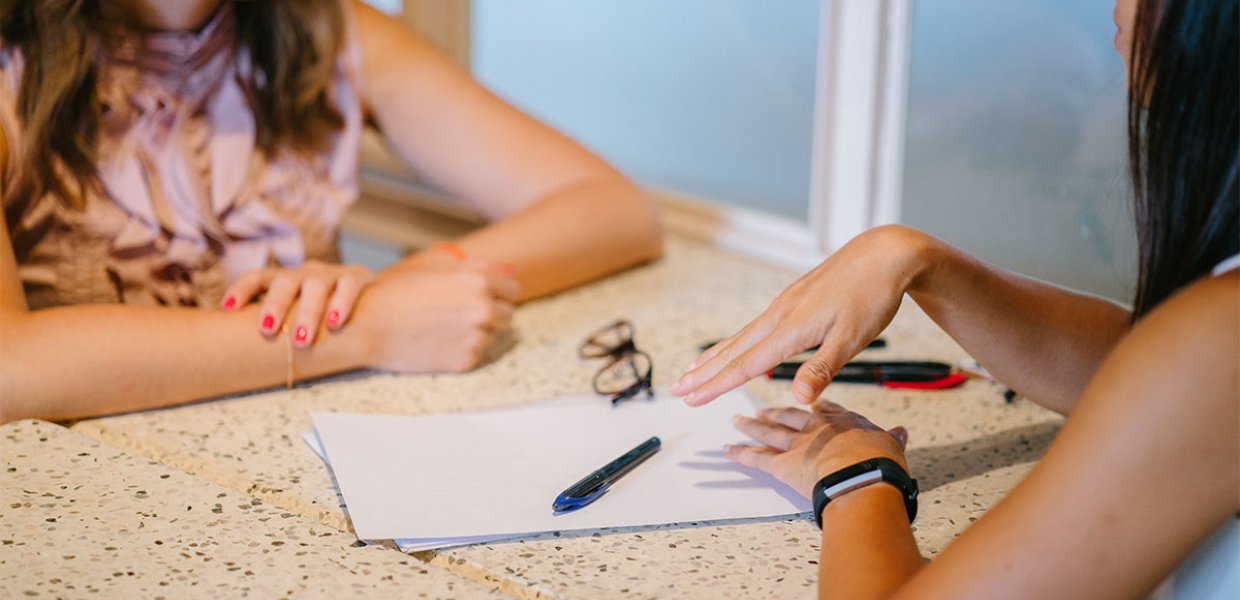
[1128,0,1239,318]
[0,0,346,211]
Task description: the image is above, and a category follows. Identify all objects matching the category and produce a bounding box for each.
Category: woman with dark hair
[0,1,662,422]
[672,0,1237,597]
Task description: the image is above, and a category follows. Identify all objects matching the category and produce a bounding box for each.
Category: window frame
[351,0,912,268]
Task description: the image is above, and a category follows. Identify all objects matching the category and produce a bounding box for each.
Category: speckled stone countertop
[0,419,502,598]
[46,236,1062,598]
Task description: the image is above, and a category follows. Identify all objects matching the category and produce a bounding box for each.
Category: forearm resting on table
[449,178,663,301]
[819,484,924,599]
[0,303,367,423]
[904,231,1130,414]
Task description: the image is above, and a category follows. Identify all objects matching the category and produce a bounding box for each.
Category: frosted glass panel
[900,0,1136,300]
[472,0,820,221]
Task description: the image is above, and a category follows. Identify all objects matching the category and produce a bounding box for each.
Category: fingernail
[732,415,744,425]
[294,326,308,344]
[327,309,341,328]
[672,375,687,392]
[683,392,698,406]
[222,296,236,310]
[261,314,275,332]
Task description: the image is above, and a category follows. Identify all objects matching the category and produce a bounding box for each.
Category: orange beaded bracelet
[430,241,466,261]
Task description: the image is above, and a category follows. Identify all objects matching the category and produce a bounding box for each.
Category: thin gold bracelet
[282,321,295,390]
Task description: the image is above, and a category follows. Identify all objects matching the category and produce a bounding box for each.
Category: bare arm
[907,230,1130,414]
[727,272,1238,599]
[352,1,663,300]
[0,198,518,423]
[894,272,1239,598]
[674,226,1130,415]
[0,214,354,421]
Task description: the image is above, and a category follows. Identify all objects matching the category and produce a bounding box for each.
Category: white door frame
[809,0,912,254]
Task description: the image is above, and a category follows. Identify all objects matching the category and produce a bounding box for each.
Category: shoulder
[347,0,421,48]
[1117,272,1238,406]
[1137,272,1238,347]
[347,0,441,69]
[345,0,453,115]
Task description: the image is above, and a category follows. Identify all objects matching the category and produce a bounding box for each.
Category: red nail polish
[295,326,308,343]
[222,296,236,310]
[261,314,275,331]
[327,309,340,327]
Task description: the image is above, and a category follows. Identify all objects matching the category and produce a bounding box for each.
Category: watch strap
[812,457,918,528]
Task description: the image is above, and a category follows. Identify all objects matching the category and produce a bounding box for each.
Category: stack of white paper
[306,390,811,551]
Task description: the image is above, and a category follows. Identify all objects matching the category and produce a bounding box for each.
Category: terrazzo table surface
[16,236,1061,598]
[0,419,502,599]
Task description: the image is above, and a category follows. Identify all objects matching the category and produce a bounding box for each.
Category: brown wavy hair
[0,0,346,212]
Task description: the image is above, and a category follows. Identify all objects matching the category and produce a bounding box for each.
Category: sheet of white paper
[301,431,518,551]
[301,400,596,550]
[311,390,811,542]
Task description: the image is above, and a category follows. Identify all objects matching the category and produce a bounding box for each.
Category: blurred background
[349,0,1135,301]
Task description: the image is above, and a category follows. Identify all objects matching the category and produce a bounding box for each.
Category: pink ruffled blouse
[0,5,364,308]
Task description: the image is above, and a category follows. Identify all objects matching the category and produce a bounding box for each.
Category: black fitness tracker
[812,457,919,529]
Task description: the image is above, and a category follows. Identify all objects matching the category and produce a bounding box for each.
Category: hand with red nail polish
[222,260,376,344]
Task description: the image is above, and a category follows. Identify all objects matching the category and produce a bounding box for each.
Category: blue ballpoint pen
[552,436,662,513]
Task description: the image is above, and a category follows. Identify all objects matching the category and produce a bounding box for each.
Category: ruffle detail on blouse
[32,2,365,308]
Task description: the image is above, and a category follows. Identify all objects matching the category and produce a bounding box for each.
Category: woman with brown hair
[0,0,662,422]
[673,0,1237,597]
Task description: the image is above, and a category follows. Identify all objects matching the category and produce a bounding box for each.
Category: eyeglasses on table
[579,319,654,405]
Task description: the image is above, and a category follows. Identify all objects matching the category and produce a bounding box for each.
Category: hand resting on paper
[726,400,909,498]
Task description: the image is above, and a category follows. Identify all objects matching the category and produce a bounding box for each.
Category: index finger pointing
[675,318,777,399]
[682,336,795,406]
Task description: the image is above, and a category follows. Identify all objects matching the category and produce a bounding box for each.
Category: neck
[123,0,224,32]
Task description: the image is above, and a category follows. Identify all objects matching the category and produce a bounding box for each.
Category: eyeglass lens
[594,352,653,395]
[580,320,635,358]
[581,320,653,404]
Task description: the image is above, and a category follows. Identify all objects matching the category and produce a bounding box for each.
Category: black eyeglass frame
[579,319,654,405]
